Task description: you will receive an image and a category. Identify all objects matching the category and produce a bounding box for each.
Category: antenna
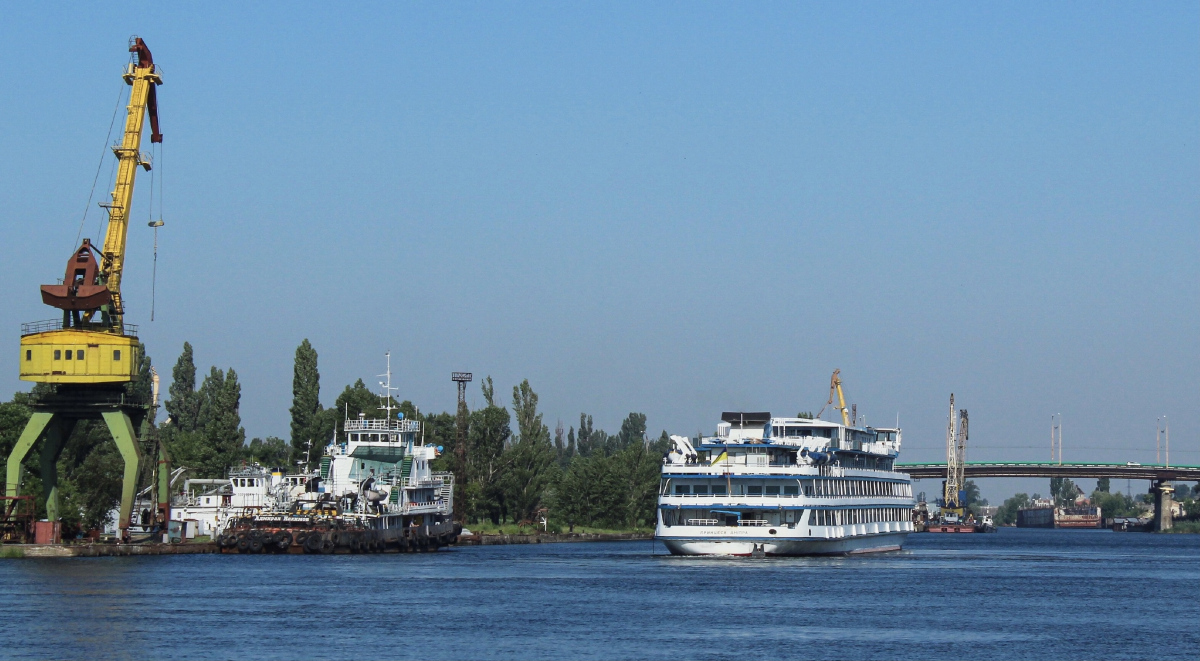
[378,351,398,420]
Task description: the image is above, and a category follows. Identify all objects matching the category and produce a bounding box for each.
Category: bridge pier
[1152,481,1174,532]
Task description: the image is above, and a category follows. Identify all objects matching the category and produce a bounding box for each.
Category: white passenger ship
[656,412,915,556]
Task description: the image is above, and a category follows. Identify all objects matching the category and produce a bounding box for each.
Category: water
[1,529,1196,660]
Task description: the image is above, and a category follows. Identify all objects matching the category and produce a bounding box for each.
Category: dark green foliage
[995,493,1031,525]
[502,380,558,523]
[464,379,511,524]
[796,411,815,419]
[1096,477,1110,493]
[247,436,290,468]
[289,339,321,460]
[164,342,200,432]
[1091,489,1145,519]
[1051,477,1080,507]
[161,344,247,479]
[963,480,987,514]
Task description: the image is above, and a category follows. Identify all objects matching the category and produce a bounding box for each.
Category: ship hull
[658,530,909,556]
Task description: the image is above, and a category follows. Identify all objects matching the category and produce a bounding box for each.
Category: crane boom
[20,37,162,385]
[98,37,162,330]
[814,369,852,427]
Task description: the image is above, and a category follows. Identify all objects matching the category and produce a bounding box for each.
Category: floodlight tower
[451,372,472,520]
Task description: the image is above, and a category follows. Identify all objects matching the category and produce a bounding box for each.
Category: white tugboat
[173,354,460,553]
[656,377,915,556]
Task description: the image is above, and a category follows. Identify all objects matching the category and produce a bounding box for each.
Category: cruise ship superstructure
[656,412,915,556]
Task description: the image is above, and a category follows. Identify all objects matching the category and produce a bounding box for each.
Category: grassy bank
[463,521,652,536]
[1164,520,1200,533]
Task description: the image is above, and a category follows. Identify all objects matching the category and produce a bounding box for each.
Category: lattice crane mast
[942,394,969,515]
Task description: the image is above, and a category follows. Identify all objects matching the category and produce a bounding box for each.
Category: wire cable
[74,83,125,250]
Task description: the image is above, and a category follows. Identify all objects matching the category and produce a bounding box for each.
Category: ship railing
[668,493,802,498]
[343,418,421,433]
[686,518,720,526]
[736,519,770,527]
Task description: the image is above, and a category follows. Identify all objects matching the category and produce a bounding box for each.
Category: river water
[1,528,1196,660]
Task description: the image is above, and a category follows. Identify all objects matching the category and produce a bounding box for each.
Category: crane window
[77,350,84,360]
[54,350,61,360]
[25,350,31,361]
[65,350,72,361]
[113,350,121,361]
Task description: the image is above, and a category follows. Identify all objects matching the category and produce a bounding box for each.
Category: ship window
[784,485,799,496]
[711,485,727,495]
[25,350,31,361]
[77,350,85,360]
[113,349,121,360]
[765,485,780,496]
[674,485,690,495]
[64,350,72,360]
[746,485,762,495]
[693,485,708,495]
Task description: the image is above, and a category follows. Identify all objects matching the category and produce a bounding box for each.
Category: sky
[1,4,1196,503]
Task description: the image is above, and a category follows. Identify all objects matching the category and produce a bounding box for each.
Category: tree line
[0,339,671,533]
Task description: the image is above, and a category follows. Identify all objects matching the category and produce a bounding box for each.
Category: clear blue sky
[2,4,1196,502]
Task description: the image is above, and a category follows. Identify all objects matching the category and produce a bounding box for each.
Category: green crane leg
[157,443,171,517]
[101,411,141,534]
[38,418,76,523]
[5,412,54,499]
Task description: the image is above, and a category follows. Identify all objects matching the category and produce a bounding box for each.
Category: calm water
[1,529,1197,660]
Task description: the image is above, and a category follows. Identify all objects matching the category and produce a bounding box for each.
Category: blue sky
[1,4,1196,502]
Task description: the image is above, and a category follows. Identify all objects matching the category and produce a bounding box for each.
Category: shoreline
[457,531,653,545]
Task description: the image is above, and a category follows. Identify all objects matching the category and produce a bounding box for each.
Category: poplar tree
[165,342,200,431]
[503,380,558,524]
[289,339,322,460]
[197,367,246,477]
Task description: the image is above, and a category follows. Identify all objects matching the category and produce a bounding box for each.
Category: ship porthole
[769,529,777,535]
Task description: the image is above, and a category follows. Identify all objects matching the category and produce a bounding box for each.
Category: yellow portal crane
[816,369,851,427]
[19,37,162,385]
[6,38,165,543]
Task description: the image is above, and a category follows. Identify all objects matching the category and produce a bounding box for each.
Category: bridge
[896,462,1200,482]
[894,462,1200,531]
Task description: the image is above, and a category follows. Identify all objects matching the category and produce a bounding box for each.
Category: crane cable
[149,141,164,321]
[74,82,126,251]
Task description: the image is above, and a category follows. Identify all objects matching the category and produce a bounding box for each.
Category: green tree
[194,367,246,477]
[995,493,1032,525]
[1096,477,1110,493]
[1051,477,1079,507]
[289,339,321,461]
[503,380,558,524]
[465,377,510,523]
[164,342,200,431]
[247,436,290,467]
[963,480,987,514]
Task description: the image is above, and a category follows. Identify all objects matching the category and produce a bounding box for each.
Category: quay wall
[2,542,219,558]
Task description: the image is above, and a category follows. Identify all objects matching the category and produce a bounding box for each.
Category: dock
[1,542,219,558]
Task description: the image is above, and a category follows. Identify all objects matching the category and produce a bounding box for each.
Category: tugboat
[187,355,460,554]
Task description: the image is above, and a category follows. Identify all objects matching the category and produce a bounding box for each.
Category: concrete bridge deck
[896,462,1200,481]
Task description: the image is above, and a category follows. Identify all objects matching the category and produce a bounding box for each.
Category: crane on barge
[5,38,168,543]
